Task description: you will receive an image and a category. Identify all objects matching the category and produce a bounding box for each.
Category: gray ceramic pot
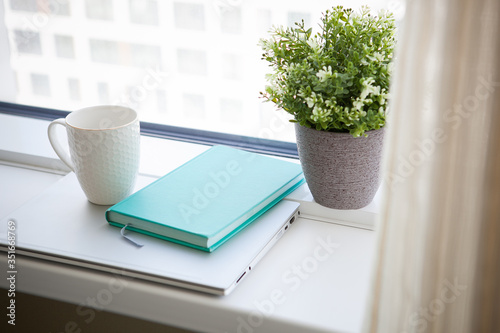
[295,123,385,210]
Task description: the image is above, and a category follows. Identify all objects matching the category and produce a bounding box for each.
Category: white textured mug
[48,105,140,205]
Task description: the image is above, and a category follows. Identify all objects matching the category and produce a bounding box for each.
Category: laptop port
[289,216,295,224]
[237,271,247,283]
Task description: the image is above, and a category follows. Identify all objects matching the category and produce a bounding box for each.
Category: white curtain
[364,0,500,332]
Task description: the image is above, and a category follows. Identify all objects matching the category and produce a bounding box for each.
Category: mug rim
[66,105,138,131]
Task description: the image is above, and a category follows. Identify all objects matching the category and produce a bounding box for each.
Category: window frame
[0,101,299,158]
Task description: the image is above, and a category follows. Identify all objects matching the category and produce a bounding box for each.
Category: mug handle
[47,118,75,172]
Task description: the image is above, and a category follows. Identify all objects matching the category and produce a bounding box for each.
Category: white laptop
[0,173,299,295]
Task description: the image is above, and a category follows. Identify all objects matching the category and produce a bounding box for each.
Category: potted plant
[260,6,396,209]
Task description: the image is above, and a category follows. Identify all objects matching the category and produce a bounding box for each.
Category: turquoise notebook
[106,145,304,252]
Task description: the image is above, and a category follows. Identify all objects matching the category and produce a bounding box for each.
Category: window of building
[129,0,159,26]
[85,0,114,21]
[30,73,50,96]
[220,6,242,34]
[287,11,311,28]
[183,93,205,119]
[177,48,207,76]
[89,39,119,64]
[14,29,41,54]
[9,0,37,12]
[54,35,75,58]
[67,78,81,101]
[174,2,205,31]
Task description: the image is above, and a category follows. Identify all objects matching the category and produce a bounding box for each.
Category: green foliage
[260,6,396,137]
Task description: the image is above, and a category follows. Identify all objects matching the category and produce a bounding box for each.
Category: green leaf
[259,5,396,137]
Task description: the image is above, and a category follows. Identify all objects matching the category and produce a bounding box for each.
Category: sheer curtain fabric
[364,0,500,332]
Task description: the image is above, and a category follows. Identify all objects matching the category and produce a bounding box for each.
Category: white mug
[48,105,140,205]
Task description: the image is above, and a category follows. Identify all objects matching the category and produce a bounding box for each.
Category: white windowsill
[0,113,381,230]
[0,113,378,333]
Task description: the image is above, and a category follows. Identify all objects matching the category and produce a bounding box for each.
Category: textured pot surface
[295,124,385,210]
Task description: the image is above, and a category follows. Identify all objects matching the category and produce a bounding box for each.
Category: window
[89,39,120,64]
[30,73,50,96]
[14,29,41,54]
[220,6,242,34]
[221,53,242,80]
[287,12,311,28]
[156,89,167,114]
[67,78,81,101]
[183,93,205,119]
[177,48,207,75]
[129,0,159,26]
[54,35,75,58]
[85,0,114,21]
[97,82,110,104]
[220,98,243,123]
[9,0,37,13]
[174,2,205,30]
[0,0,392,145]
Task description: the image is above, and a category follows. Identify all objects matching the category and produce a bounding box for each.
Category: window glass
[174,2,206,30]
[85,0,114,21]
[14,29,41,54]
[9,0,37,13]
[54,34,75,58]
[67,78,81,101]
[30,73,50,96]
[129,0,159,26]
[0,0,395,143]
